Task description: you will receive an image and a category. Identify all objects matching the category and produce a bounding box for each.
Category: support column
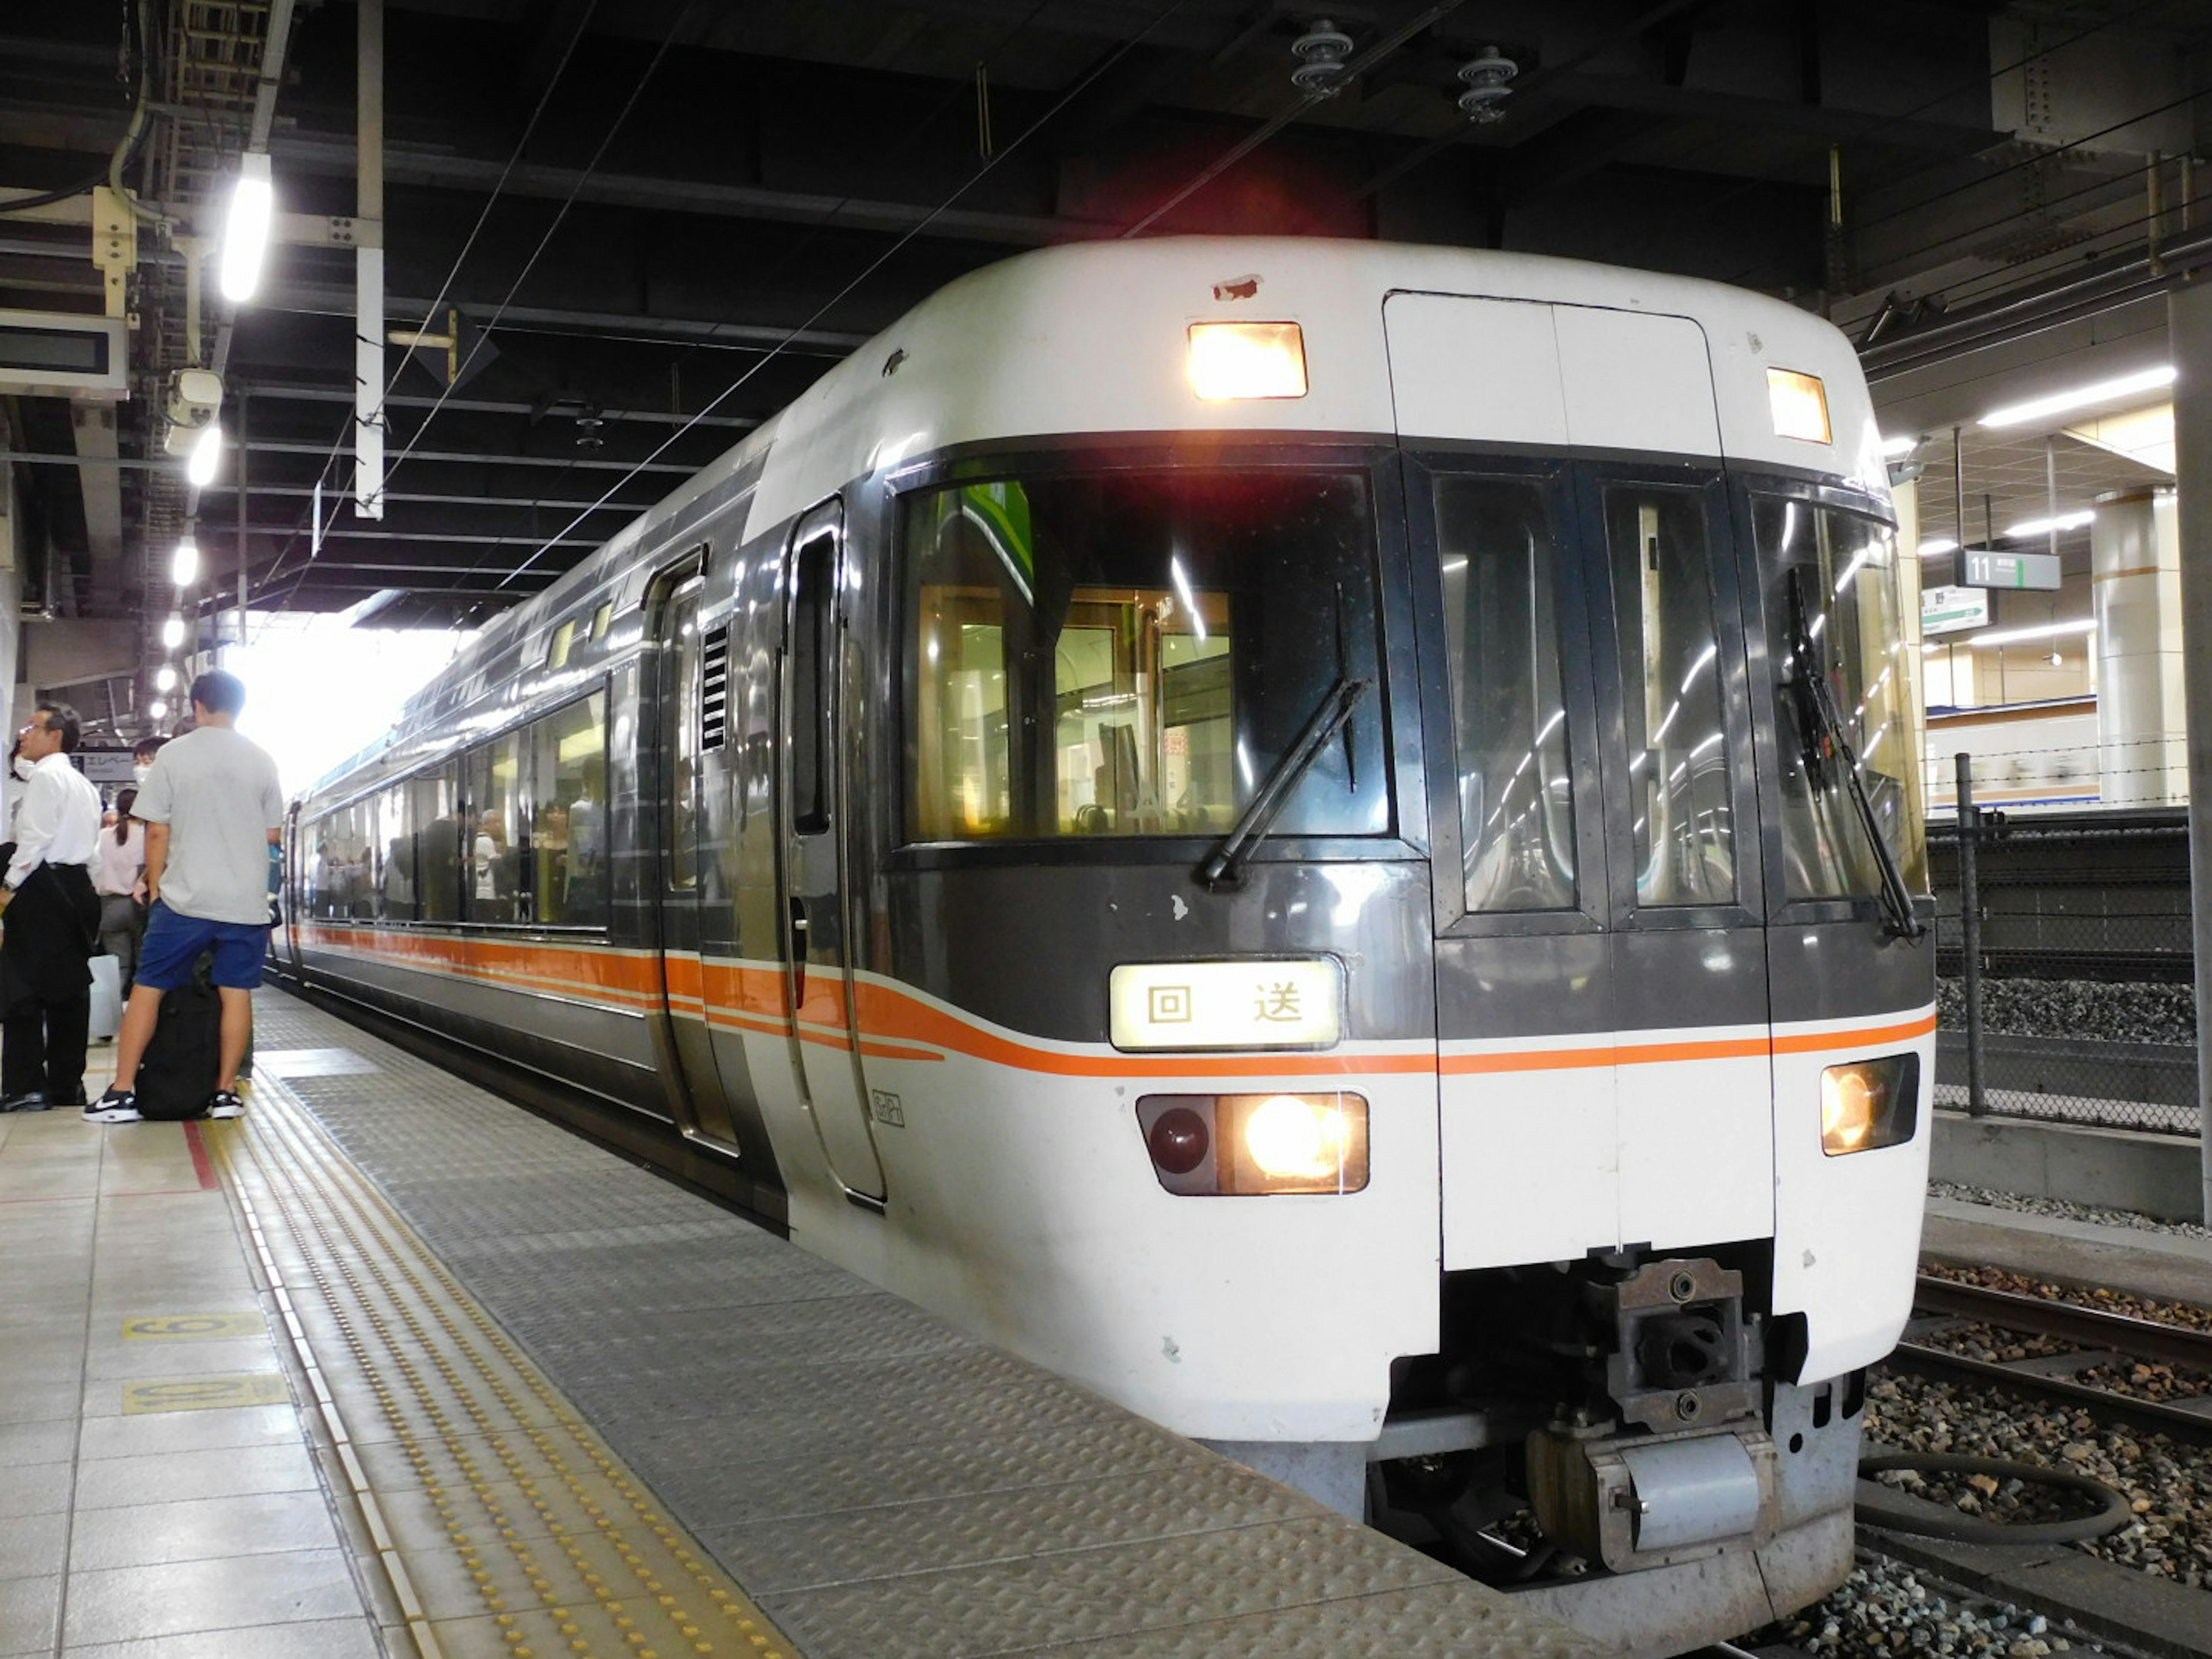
[2091,487,2188,805]
[2166,281,2212,1222]
[353,0,385,520]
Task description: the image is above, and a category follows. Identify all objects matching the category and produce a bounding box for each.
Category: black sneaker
[1,1090,47,1113]
[84,1088,140,1124]
[207,1089,245,1120]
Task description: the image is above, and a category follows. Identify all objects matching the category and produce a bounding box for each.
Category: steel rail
[1913,1275,2212,1373]
[1886,1343,2212,1446]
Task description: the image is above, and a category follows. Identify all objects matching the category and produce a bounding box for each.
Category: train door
[645,554,744,1149]
[1577,454,1775,1255]
[282,800,303,972]
[777,501,887,1204]
[1388,292,1774,1266]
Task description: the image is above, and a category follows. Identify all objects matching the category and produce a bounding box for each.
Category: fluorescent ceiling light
[2003,510,2094,539]
[1967,618,2097,648]
[161,616,185,650]
[187,424,222,487]
[219,151,274,304]
[1979,365,2175,428]
[171,539,199,586]
[1916,536,1957,557]
[149,699,168,722]
[154,664,177,692]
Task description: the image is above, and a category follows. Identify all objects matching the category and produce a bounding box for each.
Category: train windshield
[904,467,1388,843]
[1754,497,1928,900]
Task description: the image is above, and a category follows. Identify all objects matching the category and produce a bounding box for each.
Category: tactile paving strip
[241,994,1605,1657]
[215,1070,800,1659]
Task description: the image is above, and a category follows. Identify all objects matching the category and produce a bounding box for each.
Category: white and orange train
[284,236,1936,1655]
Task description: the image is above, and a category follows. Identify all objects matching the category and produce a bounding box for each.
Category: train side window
[547,620,578,670]
[1601,484,1735,907]
[1753,498,1926,901]
[377,785,414,921]
[1435,476,1578,912]
[464,732,531,924]
[590,601,613,642]
[528,692,609,927]
[411,766,464,924]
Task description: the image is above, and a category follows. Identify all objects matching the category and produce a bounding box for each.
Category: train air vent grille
[701,626,731,750]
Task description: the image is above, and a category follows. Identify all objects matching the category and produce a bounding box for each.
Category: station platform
[1922,1195,2212,1308]
[1,988,1598,1659]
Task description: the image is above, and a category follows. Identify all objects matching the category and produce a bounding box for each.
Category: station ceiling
[2,0,2210,673]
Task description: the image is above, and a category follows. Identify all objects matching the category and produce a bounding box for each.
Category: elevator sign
[1921,585,1991,636]
[1964,549,2062,590]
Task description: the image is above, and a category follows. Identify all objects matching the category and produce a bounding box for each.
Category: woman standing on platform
[94,786,148,993]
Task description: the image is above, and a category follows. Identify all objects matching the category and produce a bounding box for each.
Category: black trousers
[3,993,90,1103]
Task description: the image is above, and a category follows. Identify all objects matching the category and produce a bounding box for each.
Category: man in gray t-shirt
[86,671,286,1124]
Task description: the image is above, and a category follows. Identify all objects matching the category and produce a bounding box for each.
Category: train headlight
[1136,1093,1369,1195]
[1187,322,1307,400]
[1819,1052,1920,1156]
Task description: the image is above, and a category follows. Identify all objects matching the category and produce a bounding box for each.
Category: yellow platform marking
[206,1071,799,1659]
[123,1312,267,1340]
[123,1373,291,1414]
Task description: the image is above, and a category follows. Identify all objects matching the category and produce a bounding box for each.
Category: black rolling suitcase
[135,952,221,1121]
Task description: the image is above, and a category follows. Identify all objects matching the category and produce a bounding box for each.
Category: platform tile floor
[1,992,1604,1658]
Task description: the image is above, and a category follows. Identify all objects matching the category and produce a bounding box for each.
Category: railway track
[1891,1272,2212,1446]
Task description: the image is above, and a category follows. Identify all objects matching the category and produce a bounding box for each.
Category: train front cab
[1354,292,1936,1647]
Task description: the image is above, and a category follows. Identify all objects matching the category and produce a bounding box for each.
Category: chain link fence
[1930,786,2198,1137]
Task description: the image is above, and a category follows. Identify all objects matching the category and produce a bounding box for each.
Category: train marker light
[1188,321,1306,400]
[1766,369,1831,444]
[1147,1107,1210,1176]
[1819,1053,1919,1156]
[1137,1092,1369,1194]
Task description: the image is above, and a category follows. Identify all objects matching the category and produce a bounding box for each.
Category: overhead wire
[391,0,1071,612]
[465,0,1198,603]
[253,0,611,599]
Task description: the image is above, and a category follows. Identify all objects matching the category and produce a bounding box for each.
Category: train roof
[338,237,1885,796]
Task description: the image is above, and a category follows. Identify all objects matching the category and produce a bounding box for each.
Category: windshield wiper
[1785,569,1924,940]
[1196,676,1371,891]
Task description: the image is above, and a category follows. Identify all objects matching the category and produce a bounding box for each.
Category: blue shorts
[137,902,271,992]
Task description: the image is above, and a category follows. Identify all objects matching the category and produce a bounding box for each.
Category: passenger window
[411,767,463,924]
[1753,498,1926,900]
[591,601,613,642]
[464,733,530,924]
[528,692,609,927]
[547,620,577,669]
[1435,476,1578,912]
[377,786,413,921]
[1603,485,1735,907]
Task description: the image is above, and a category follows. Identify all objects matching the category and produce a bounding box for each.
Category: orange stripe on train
[299,926,1931,1080]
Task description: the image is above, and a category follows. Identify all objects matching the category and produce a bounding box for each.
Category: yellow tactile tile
[204,1082,801,1659]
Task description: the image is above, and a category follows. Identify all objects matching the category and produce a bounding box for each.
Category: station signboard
[1921,585,1991,636]
[1964,548,2061,590]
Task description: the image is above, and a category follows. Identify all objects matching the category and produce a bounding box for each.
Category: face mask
[134,764,153,785]
[12,756,34,783]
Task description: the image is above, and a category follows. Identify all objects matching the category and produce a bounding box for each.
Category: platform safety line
[241,1071,799,1659]
[205,1115,447,1659]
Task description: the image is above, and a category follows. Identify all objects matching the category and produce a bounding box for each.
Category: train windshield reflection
[905,467,1388,843]
[1756,498,1928,899]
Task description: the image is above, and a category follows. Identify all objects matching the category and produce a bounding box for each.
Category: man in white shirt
[0,703,105,1111]
[89,671,285,1124]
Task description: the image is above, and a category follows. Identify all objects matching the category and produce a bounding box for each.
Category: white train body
[288,238,1935,1653]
